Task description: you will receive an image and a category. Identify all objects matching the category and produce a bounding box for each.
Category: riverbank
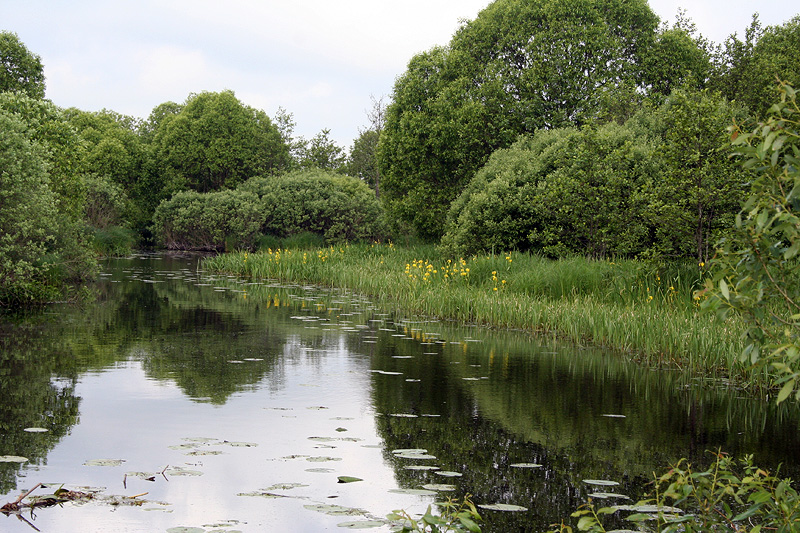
[203,243,758,391]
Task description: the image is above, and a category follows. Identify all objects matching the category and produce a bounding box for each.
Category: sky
[3,1,798,149]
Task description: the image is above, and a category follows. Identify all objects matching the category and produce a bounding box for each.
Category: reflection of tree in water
[0,318,81,495]
[370,327,800,531]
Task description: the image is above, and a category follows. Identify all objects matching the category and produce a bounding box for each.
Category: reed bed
[203,243,758,389]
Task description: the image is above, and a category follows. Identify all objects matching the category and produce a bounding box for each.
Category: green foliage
[0,31,45,98]
[347,128,380,196]
[152,90,290,193]
[442,122,659,258]
[713,15,800,117]
[556,451,800,532]
[388,495,482,532]
[701,82,800,401]
[82,173,130,229]
[645,88,747,263]
[379,0,664,240]
[240,169,386,244]
[152,189,263,251]
[90,226,137,257]
[0,92,87,220]
[295,128,347,172]
[0,109,60,304]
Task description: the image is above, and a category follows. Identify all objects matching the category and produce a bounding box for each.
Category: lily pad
[337,476,363,483]
[591,492,631,500]
[395,453,436,460]
[0,455,28,463]
[306,468,336,473]
[238,491,287,498]
[264,482,308,490]
[23,427,49,433]
[84,459,125,467]
[225,441,258,447]
[392,449,427,455]
[304,503,366,516]
[602,414,626,418]
[583,479,620,486]
[336,520,385,529]
[307,456,342,462]
[165,466,204,476]
[478,503,529,512]
[510,463,542,468]
[404,465,440,471]
[388,488,437,496]
[615,504,683,514]
[422,484,456,491]
[167,528,205,533]
[434,471,462,477]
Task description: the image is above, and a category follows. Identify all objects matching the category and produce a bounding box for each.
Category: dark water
[0,253,799,532]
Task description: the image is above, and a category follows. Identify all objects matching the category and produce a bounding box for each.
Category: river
[0,253,798,532]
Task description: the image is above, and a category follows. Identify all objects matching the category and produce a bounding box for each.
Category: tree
[645,88,746,263]
[0,31,45,98]
[152,90,290,192]
[379,0,662,241]
[348,95,385,197]
[712,15,800,117]
[295,128,346,172]
[702,82,800,401]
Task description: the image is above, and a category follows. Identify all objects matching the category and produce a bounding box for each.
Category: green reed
[203,243,759,390]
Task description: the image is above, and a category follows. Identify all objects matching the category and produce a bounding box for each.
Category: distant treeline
[1,0,799,305]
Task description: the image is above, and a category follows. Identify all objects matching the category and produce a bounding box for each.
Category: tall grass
[203,243,758,389]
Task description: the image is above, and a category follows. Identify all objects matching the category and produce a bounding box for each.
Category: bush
[240,169,386,244]
[152,189,263,251]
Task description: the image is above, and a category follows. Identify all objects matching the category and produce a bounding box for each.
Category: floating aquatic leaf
[264,482,308,490]
[583,479,620,486]
[405,379,421,382]
[238,491,287,498]
[462,377,480,381]
[307,456,342,462]
[393,449,427,455]
[591,492,631,500]
[169,444,198,450]
[434,471,462,477]
[166,528,205,533]
[225,441,258,447]
[389,414,417,418]
[336,520,385,529]
[182,437,218,443]
[478,503,528,512]
[306,468,336,473]
[309,436,337,442]
[23,427,48,433]
[337,476,363,483]
[186,450,224,456]
[84,459,125,467]
[0,455,28,463]
[422,484,456,491]
[388,488,437,496]
[304,503,365,516]
[615,504,683,514]
[307,406,329,410]
[335,427,348,432]
[510,463,542,468]
[404,465,440,471]
[602,414,626,418]
[281,454,310,460]
[395,453,436,460]
[165,466,203,476]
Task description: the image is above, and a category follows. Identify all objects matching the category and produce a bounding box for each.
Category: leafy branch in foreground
[388,495,482,532]
[551,451,800,532]
[700,81,800,402]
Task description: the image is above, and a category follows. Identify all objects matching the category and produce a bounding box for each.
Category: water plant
[388,494,482,532]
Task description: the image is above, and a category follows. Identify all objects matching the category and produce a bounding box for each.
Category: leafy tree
[0,93,86,219]
[348,95,386,197]
[379,0,662,241]
[645,88,746,263]
[0,31,45,98]
[702,82,800,401]
[295,128,346,172]
[0,110,62,304]
[713,15,800,117]
[152,90,290,192]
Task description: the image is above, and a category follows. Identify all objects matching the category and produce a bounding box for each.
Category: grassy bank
[203,243,758,389]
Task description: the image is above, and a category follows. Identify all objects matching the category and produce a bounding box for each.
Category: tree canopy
[0,31,45,98]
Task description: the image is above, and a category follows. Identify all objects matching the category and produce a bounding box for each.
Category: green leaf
[719,278,730,301]
[777,379,795,403]
[337,476,363,483]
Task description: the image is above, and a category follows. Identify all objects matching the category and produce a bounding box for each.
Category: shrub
[240,169,386,244]
[152,189,262,251]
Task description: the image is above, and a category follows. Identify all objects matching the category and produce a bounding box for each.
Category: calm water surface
[1,254,799,532]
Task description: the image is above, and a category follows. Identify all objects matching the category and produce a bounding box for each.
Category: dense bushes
[441,88,745,261]
[152,169,386,251]
[152,190,263,251]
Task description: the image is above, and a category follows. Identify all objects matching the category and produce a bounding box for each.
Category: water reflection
[0,253,798,532]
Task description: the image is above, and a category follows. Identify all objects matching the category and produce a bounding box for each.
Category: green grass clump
[203,243,756,390]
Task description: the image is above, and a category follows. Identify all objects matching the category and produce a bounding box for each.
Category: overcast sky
[3,1,798,149]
